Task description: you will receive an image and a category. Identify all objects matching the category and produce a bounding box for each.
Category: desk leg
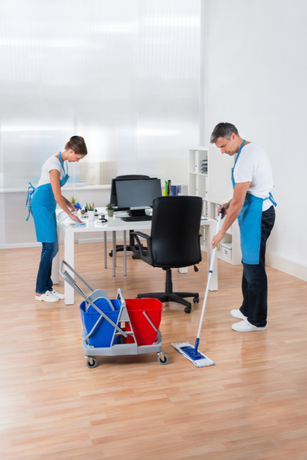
[104,232,107,269]
[124,230,127,276]
[64,231,75,304]
[52,226,60,285]
[112,231,116,277]
[207,223,218,291]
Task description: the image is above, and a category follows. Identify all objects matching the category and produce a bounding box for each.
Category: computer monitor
[115,178,162,217]
[110,175,150,207]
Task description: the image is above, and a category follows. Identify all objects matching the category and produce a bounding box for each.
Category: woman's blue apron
[232,140,276,265]
[26,153,69,243]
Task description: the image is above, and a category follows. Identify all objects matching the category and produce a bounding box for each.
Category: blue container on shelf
[80,298,121,347]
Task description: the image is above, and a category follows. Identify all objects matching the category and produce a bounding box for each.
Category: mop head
[172,342,215,368]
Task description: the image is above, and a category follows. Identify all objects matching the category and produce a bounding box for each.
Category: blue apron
[232,141,276,264]
[26,153,69,243]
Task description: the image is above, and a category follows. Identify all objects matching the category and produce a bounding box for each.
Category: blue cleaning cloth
[74,221,86,227]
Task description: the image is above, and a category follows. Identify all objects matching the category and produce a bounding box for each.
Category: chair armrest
[131,231,150,241]
[131,231,153,265]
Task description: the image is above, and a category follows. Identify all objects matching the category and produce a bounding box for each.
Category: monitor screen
[116,178,162,209]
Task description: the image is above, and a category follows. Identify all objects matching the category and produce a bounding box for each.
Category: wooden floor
[0,243,307,460]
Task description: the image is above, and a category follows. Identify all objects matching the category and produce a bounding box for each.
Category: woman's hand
[69,213,83,224]
[67,202,77,212]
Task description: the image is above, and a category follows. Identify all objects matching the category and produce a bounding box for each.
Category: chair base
[109,229,147,257]
[109,244,136,257]
[137,268,199,314]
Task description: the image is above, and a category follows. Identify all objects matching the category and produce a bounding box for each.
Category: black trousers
[240,206,276,327]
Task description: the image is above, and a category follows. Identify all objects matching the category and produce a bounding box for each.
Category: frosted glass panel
[0,0,200,244]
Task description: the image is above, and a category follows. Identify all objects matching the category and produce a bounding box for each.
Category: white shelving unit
[188,146,241,265]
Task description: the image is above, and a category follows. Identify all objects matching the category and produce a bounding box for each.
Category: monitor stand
[129,208,147,218]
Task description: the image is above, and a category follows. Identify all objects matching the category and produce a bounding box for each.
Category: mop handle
[195,212,222,344]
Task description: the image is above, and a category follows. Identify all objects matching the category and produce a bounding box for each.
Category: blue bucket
[80,298,121,347]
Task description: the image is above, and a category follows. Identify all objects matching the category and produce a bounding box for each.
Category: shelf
[188,145,241,266]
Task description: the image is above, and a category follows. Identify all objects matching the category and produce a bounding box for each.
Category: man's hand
[212,229,225,249]
[217,202,230,219]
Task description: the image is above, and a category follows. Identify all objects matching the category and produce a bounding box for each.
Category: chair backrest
[150,195,203,268]
[110,175,150,206]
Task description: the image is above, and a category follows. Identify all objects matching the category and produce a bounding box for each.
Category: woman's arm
[62,195,76,212]
[49,170,82,223]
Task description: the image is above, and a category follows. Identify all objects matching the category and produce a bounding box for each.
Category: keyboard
[121,215,152,222]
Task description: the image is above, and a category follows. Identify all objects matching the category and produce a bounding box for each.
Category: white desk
[53,211,218,305]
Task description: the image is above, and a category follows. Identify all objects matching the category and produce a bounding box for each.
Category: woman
[27,136,87,302]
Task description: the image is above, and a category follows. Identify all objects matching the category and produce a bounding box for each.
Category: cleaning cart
[59,260,168,368]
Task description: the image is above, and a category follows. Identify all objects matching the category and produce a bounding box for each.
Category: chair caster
[184,305,191,314]
[193,296,199,303]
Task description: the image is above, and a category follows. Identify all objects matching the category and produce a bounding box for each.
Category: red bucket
[125,298,163,346]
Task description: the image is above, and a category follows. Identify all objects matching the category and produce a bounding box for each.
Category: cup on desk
[88,210,95,221]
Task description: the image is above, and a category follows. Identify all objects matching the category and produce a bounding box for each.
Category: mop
[172,212,222,367]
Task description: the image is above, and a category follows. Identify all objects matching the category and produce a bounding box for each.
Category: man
[210,122,276,332]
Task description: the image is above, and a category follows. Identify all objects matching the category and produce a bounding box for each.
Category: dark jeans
[35,242,59,294]
[240,206,275,327]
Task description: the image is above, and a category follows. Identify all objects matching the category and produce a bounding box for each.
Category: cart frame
[59,260,168,368]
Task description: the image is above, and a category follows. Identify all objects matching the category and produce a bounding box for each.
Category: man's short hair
[210,123,239,143]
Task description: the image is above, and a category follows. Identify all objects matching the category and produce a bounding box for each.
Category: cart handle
[60,260,95,292]
[59,260,127,339]
[116,288,126,309]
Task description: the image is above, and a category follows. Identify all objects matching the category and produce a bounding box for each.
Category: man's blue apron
[26,153,69,243]
[232,140,276,264]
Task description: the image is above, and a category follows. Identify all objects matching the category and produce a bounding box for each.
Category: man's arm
[211,181,251,248]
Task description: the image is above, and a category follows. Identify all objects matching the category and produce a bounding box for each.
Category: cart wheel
[184,304,192,314]
[193,296,199,303]
[158,354,169,365]
[86,357,97,368]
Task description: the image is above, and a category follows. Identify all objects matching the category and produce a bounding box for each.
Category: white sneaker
[231,309,247,320]
[50,289,65,300]
[232,319,268,332]
[35,290,59,303]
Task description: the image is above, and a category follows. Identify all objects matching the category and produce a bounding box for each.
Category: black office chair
[131,195,203,314]
[109,175,150,257]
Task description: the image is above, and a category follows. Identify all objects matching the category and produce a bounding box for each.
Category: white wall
[203,0,307,278]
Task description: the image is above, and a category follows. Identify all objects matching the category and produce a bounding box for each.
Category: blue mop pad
[172,342,215,368]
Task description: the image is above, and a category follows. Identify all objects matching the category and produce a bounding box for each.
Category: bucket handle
[142,312,162,340]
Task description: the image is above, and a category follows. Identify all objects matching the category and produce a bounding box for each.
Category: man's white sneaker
[35,290,59,302]
[50,289,65,300]
[230,309,247,320]
[232,319,268,332]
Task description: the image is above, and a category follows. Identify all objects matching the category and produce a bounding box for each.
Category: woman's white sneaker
[230,309,247,320]
[50,289,65,300]
[35,290,59,302]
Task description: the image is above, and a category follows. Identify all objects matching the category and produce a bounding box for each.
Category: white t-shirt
[233,142,274,211]
[37,155,66,187]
